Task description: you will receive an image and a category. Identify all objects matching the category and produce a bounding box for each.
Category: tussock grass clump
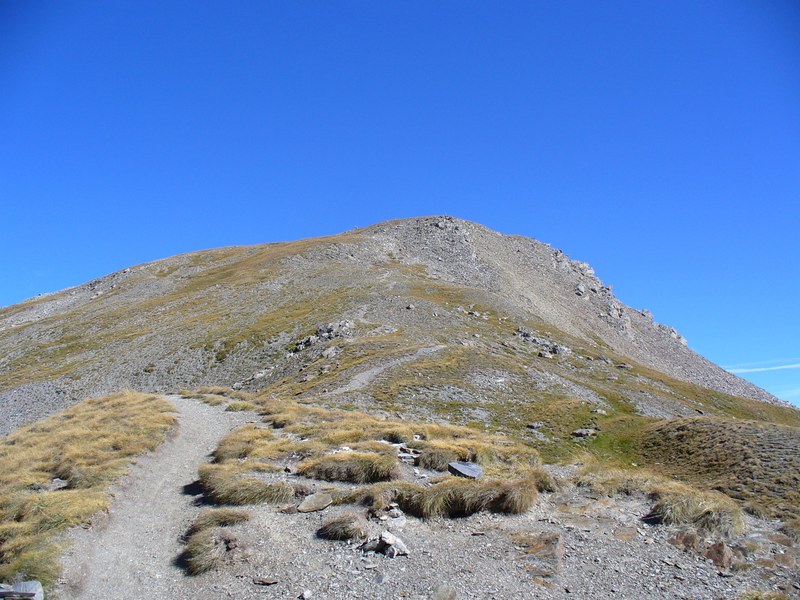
[186,508,250,537]
[646,482,744,537]
[737,592,790,600]
[778,518,800,542]
[316,513,367,541]
[576,461,744,537]
[255,401,540,479]
[196,386,254,402]
[0,391,176,584]
[415,445,464,471]
[340,473,542,518]
[640,417,800,521]
[181,508,251,573]
[299,452,400,484]
[199,465,293,505]
[213,425,273,462]
[225,401,257,412]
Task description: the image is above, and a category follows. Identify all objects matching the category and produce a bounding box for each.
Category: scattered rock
[406,304,415,310]
[668,532,702,553]
[253,578,279,586]
[571,428,598,438]
[705,541,734,569]
[297,492,332,513]
[527,422,545,430]
[321,346,339,359]
[360,531,410,558]
[448,461,484,479]
[575,284,586,296]
[298,590,313,599]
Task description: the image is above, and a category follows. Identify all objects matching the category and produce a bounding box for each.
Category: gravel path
[55,395,252,600]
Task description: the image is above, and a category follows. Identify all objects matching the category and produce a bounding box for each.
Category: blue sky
[2,1,799,405]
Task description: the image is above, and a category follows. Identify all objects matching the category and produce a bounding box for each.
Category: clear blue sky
[2,1,799,405]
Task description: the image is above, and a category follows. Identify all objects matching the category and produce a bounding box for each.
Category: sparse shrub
[298,452,400,484]
[316,513,367,541]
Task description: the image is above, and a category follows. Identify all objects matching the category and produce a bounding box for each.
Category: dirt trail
[55,395,252,600]
[329,345,445,394]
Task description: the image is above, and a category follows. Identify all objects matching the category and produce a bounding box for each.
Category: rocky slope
[0,216,788,433]
[1,216,799,598]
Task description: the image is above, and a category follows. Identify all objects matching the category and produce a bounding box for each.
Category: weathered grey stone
[571,428,598,438]
[297,492,332,513]
[448,461,483,479]
[10,581,44,600]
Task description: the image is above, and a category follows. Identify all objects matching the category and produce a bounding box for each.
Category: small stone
[406,304,415,310]
[298,590,313,599]
[527,422,545,430]
[297,492,332,513]
[447,461,484,479]
[281,504,299,515]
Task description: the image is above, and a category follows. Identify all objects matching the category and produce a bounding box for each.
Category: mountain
[2,216,799,597]
[0,216,789,431]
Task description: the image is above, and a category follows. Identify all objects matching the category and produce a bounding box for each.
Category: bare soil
[54,395,252,600]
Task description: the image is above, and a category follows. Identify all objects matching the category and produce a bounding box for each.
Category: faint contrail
[727,363,800,374]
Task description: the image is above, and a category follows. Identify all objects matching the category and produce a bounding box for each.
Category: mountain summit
[0,215,784,435]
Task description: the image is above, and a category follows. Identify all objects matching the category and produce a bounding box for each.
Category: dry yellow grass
[180,508,250,575]
[198,464,292,505]
[639,417,800,521]
[298,452,400,484]
[339,470,549,518]
[0,391,176,584]
[254,400,540,479]
[576,460,744,537]
[316,513,367,541]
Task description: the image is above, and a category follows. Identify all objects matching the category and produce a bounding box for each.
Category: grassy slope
[0,391,176,584]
